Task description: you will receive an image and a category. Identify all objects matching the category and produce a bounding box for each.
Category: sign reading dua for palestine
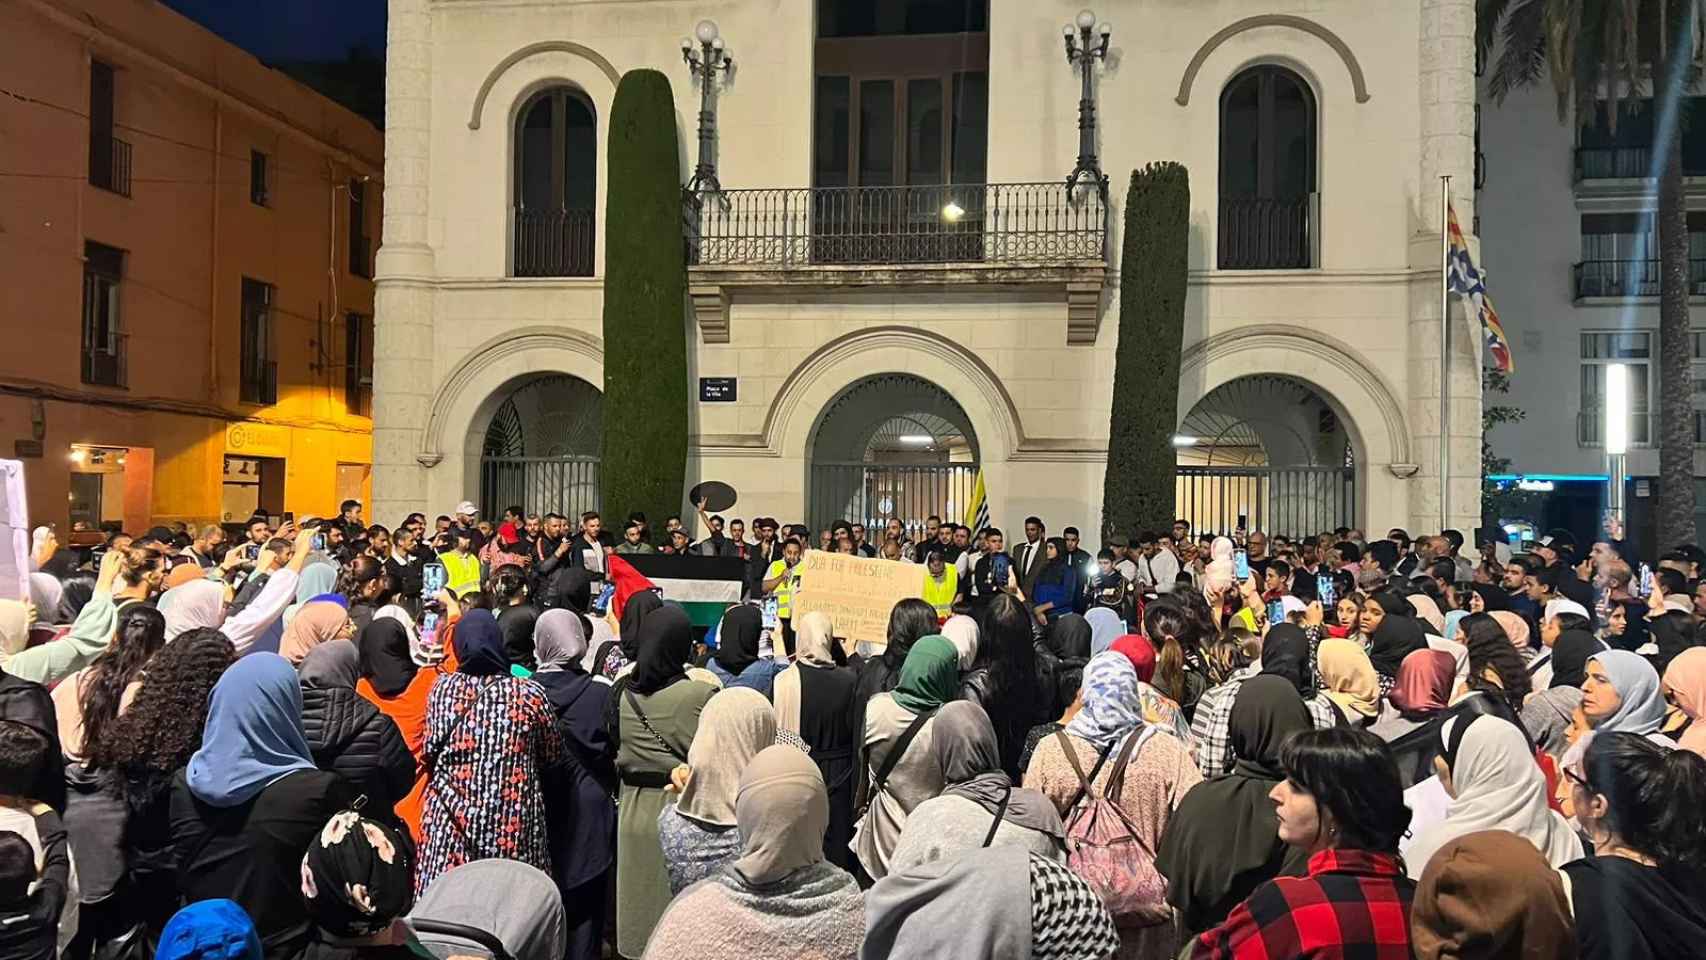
[792,550,924,649]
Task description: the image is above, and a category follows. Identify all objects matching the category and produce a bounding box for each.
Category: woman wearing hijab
[643,746,864,960]
[1410,830,1577,960]
[1489,609,1535,663]
[1579,650,1670,744]
[1042,613,1092,718]
[168,653,357,958]
[772,610,859,871]
[891,701,1065,871]
[852,599,939,743]
[353,609,457,842]
[159,579,225,642]
[1562,732,1706,960]
[531,608,615,960]
[1371,649,1457,742]
[415,609,562,894]
[285,563,340,628]
[297,640,414,816]
[298,808,419,960]
[1364,591,1429,690]
[1025,651,1202,958]
[1085,606,1123,658]
[1522,627,1604,758]
[281,600,354,666]
[862,838,1119,960]
[1409,594,1447,636]
[661,687,777,894]
[1661,647,1706,756]
[940,615,979,672]
[706,605,786,697]
[614,605,716,958]
[1464,583,1510,615]
[1109,633,1195,746]
[1157,675,1312,938]
[602,589,662,680]
[1318,636,1380,726]
[1402,714,1581,878]
[854,635,958,882]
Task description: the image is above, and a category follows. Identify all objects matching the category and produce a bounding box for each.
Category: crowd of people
[2,501,1705,960]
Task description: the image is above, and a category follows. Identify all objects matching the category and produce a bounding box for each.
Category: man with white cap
[450,501,485,552]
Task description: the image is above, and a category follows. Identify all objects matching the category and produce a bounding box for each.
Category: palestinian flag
[620,554,746,628]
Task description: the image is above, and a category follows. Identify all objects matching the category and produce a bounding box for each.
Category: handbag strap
[1055,729,1115,811]
[870,707,936,799]
[625,688,688,764]
[981,784,1013,848]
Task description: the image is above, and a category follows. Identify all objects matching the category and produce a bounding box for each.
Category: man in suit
[1011,515,1047,598]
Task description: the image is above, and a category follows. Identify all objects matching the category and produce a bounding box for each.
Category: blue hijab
[157,899,262,960]
[453,608,511,677]
[1085,607,1123,657]
[185,653,317,807]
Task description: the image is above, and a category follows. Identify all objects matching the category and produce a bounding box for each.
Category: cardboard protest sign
[0,461,28,602]
[792,549,924,648]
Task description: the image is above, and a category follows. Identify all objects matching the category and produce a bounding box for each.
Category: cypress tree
[1102,162,1190,544]
[600,69,688,530]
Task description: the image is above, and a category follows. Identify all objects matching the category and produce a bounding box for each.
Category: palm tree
[1481,0,1701,550]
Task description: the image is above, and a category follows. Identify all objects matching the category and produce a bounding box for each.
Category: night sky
[163,0,386,63]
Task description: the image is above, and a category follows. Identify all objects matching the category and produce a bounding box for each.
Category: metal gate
[808,462,979,538]
[1175,465,1356,537]
[480,456,600,520]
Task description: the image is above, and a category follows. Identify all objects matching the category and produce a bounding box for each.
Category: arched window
[1218,66,1316,269]
[512,86,597,277]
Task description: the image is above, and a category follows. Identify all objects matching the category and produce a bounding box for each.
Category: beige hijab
[774,610,835,734]
[0,600,29,658]
[676,687,777,826]
[279,601,351,665]
[1319,636,1380,719]
[733,744,829,885]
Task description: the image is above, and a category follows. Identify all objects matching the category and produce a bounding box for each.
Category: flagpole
[1440,175,1451,532]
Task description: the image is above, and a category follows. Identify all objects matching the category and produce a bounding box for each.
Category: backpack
[1055,728,1171,926]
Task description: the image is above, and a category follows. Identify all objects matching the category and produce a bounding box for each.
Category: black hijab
[551,566,593,613]
[356,617,417,698]
[714,604,762,676]
[1549,628,1604,690]
[1368,593,1429,678]
[1260,623,1315,697]
[629,604,694,695]
[1049,613,1093,661]
[1467,583,1510,613]
[619,590,663,661]
[497,603,539,672]
[1608,598,1649,653]
[453,609,510,678]
[1156,675,1314,935]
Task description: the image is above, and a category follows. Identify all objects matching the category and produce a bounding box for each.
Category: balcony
[90,137,132,197]
[683,181,1108,343]
[513,206,595,278]
[1217,195,1315,270]
[1573,258,1706,299]
[81,332,127,388]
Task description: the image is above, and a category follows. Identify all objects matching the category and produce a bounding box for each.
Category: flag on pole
[964,469,990,533]
[1446,204,1514,374]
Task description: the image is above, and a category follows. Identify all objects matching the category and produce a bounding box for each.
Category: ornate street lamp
[1062,9,1111,199]
[681,19,733,194]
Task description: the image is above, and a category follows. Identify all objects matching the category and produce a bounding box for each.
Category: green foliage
[1481,368,1545,523]
[600,69,688,530]
[1102,163,1190,544]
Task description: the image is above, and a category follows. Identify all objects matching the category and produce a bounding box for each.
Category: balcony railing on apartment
[81,332,127,388]
[1575,145,1706,180]
[1573,258,1706,298]
[1217,194,1315,270]
[91,137,132,197]
[684,182,1107,267]
[513,206,595,277]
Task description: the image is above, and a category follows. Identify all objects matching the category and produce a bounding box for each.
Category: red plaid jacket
[1193,849,1415,960]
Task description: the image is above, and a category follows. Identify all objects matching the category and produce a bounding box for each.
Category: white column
[1408,0,1482,535]
[373,0,437,522]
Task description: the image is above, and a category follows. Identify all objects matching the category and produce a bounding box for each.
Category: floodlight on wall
[941,200,966,222]
[899,435,934,445]
[1605,362,1629,456]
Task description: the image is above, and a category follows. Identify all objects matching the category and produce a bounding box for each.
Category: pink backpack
[1055,728,1171,927]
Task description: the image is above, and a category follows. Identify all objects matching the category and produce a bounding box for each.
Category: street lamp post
[681,19,733,194]
[1063,9,1111,199]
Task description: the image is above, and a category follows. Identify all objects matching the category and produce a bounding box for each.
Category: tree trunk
[1656,31,1696,552]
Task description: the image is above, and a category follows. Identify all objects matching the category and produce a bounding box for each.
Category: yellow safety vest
[922,565,958,620]
[765,559,795,619]
[438,551,482,598]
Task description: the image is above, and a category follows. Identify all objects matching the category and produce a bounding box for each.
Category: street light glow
[1605,362,1629,456]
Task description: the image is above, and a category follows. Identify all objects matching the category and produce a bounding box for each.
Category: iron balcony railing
[1574,145,1706,180]
[513,206,595,277]
[685,182,1106,267]
[81,331,127,388]
[1573,258,1706,298]
[1217,194,1315,270]
[91,137,132,197]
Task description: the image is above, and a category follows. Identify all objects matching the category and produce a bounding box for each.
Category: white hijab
[1402,715,1583,878]
[941,615,979,671]
[160,579,228,641]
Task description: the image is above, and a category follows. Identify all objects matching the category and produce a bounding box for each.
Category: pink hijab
[280,601,351,665]
[1663,647,1706,757]
[1489,611,1532,653]
[1388,649,1457,719]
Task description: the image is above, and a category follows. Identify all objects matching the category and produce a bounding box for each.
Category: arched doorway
[1175,375,1355,536]
[478,374,602,519]
[807,374,979,536]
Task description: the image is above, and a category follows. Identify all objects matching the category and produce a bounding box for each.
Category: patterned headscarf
[1029,854,1121,959]
[300,809,414,938]
[1064,651,1143,750]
